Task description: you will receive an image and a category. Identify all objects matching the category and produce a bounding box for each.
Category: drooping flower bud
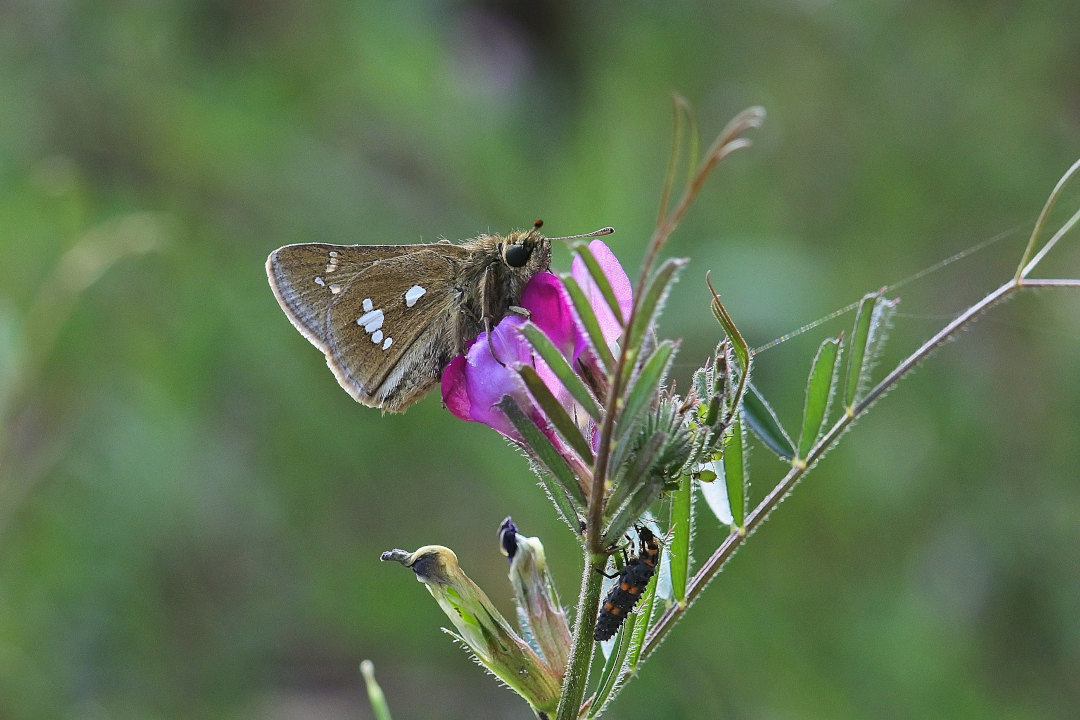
[498,518,572,677]
[381,545,561,714]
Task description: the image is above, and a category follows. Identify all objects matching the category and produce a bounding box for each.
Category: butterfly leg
[484,317,509,368]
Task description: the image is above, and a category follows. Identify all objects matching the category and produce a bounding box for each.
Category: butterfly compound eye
[504,242,531,268]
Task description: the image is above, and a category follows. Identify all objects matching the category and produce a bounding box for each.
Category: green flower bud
[381,545,561,714]
[499,518,571,677]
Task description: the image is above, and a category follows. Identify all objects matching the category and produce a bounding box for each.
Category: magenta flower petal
[441,354,472,421]
[455,316,533,438]
[521,273,578,357]
[440,275,579,441]
[571,240,633,347]
[440,242,631,455]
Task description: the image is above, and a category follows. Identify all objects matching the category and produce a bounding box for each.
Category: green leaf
[518,322,601,421]
[588,611,637,719]
[657,97,684,225]
[862,295,899,397]
[602,469,662,548]
[668,475,692,607]
[842,292,898,411]
[625,257,687,355]
[517,365,594,464]
[561,274,615,372]
[623,552,658,674]
[797,335,843,462]
[723,416,747,529]
[710,287,750,377]
[497,396,585,519]
[607,430,665,521]
[571,242,627,332]
[611,340,675,460]
[843,291,880,410]
[588,563,659,717]
[743,383,794,461]
[657,94,700,225]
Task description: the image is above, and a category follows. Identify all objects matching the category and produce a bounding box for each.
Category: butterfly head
[499,221,552,277]
[496,219,616,277]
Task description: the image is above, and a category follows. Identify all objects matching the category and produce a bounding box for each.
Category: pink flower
[441,240,631,442]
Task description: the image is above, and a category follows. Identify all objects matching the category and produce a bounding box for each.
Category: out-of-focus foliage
[1,2,1078,718]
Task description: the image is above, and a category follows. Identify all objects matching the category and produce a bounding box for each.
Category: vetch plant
[364,103,1080,719]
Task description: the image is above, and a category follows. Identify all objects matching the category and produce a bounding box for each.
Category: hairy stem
[555,551,607,720]
[586,108,765,554]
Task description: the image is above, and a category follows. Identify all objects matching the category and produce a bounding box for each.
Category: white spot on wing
[371,330,383,344]
[357,308,384,332]
[329,283,343,294]
[404,285,427,307]
[382,337,393,350]
[314,277,325,286]
[362,298,373,312]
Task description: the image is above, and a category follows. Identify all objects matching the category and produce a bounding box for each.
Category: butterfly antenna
[546,225,615,242]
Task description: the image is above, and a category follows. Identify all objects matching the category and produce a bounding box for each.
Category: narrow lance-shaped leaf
[679,99,702,202]
[561,274,615,372]
[668,475,692,608]
[602,471,662,549]
[861,294,899,396]
[588,609,638,718]
[623,547,660,674]
[625,257,687,355]
[843,291,880,411]
[622,539,660,686]
[653,538,674,603]
[743,382,795,461]
[572,242,628,335]
[796,335,843,464]
[657,94,688,224]
[497,396,585,519]
[517,365,595,464]
[610,340,676,462]
[708,276,750,377]
[606,430,665,527]
[708,277,753,425]
[723,416,747,530]
[518,321,601,421]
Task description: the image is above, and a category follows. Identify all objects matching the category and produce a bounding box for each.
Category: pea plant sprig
[378,101,1080,720]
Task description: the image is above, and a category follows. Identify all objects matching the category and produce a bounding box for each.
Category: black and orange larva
[594,527,660,641]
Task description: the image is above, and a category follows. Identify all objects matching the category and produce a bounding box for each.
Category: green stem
[555,551,607,720]
[586,108,764,554]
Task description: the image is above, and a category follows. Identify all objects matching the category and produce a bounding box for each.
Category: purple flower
[571,240,632,350]
[441,240,632,442]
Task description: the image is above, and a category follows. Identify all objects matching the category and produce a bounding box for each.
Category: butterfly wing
[267,242,476,411]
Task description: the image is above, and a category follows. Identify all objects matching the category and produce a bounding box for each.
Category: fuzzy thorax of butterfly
[266,222,613,413]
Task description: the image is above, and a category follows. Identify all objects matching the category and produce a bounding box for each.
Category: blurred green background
[2,1,1079,718]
